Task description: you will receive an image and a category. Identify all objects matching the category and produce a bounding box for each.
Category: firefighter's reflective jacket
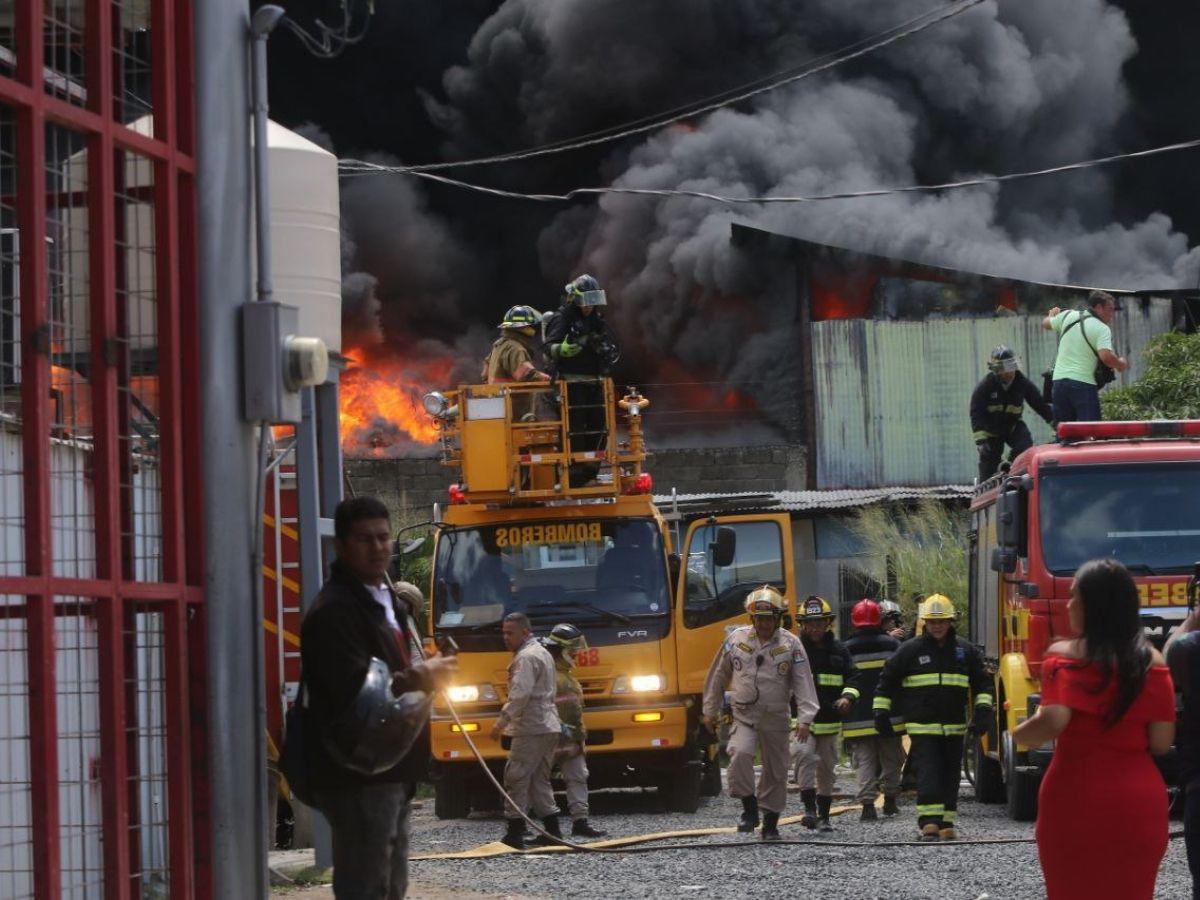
[873,629,993,736]
[842,628,904,738]
[969,371,1053,442]
[798,631,861,735]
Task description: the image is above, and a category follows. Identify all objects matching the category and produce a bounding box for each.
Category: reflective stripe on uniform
[855,658,887,670]
[905,722,945,736]
[942,810,957,823]
[1004,405,1023,415]
[850,650,893,664]
[817,674,845,687]
[943,723,967,736]
[842,686,861,700]
[811,721,843,735]
[902,674,941,688]
[972,429,995,441]
[902,673,971,689]
[842,724,877,738]
[916,803,945,817]
[975,693,994,707]
[873,696,892,711]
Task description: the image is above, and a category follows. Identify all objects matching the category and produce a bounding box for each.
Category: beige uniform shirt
[702,625,819,732]
[499,637,561,737]
[486,333,538,383]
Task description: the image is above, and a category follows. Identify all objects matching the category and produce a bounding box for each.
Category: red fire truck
[967,420,1199,820]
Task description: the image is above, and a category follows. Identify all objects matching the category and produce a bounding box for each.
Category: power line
[340,137,1200,206]
[339,0,987,175]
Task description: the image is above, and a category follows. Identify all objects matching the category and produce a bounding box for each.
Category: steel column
[195,1,268,898]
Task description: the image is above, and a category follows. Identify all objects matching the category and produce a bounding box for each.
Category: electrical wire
[341,0,987,174]
[340,137,1200,206]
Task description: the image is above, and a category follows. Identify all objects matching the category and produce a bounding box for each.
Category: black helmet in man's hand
[324,657,431,776]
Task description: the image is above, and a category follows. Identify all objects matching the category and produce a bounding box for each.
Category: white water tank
[265,120,342,353]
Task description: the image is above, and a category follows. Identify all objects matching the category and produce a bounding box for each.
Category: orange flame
[339,346,455,457]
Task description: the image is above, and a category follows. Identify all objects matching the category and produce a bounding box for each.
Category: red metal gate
[0,3,202,898]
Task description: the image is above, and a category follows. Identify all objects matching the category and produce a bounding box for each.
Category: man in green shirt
[1041,290,1128,422]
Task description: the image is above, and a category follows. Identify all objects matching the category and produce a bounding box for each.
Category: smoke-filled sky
[266,0,1200,447]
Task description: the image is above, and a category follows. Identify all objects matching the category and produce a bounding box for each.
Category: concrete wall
[345,443,807,521]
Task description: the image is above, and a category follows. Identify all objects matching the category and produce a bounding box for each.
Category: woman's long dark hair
[1072,558,1152,726]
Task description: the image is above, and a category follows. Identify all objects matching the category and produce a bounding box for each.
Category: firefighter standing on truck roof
[793,596,861,832]
[969,345,1055,483]
[491,612,562,850]
[842,599,905,821]
[542,623,607,839]
[702,585,819,842]
[874,595,993,841]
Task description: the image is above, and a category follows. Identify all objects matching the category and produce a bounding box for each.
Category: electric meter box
[242,301,304,423]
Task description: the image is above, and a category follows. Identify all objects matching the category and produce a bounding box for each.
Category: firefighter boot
[531,815,563,847]
[861,801,878,822]
[817,795,834,832]
[761,811,781,842]
[572,819,607,838]
[501,819,527,850]
[882,795,899,817]
[919,822,941,842]
[939,824,958,841]
[737,795,760,833]
[799,789,818,829]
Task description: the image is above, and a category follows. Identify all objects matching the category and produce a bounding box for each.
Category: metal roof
[655,484,972,517]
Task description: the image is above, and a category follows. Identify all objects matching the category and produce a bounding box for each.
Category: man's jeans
[1051,378,1101,423]
[315,783,411,900]
[1186,785,1200,900]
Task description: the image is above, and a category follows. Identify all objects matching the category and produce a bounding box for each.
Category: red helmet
[851,599,881,628]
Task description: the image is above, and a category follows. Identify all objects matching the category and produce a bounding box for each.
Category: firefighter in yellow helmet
[793,595,861,831]
[702,586,819,841]
[873,594,993,841]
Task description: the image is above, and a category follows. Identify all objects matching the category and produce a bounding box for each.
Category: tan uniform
[486,332,540,383]
[702,625,819,813]
[499,637,561,819]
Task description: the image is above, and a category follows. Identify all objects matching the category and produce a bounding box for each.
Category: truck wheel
[434,777,471,820]
[1003,733,1039,821]
[664,765,702,813]
[700,758,723,797]
[971,737,1005,804]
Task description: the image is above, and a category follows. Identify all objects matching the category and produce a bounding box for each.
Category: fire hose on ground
[419,692,1184,858]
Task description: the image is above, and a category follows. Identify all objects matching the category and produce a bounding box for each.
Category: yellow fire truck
[419,378,797,818]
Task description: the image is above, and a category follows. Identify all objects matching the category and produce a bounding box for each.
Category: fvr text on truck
[418,378,797,818]
[968,419,1200,820]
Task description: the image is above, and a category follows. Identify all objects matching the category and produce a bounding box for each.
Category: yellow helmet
[919,594,956,621]
[798,595,834,622]
[744,585,786,617]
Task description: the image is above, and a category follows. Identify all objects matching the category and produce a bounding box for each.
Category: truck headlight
[446,683,497,703]
[613,674,664,694]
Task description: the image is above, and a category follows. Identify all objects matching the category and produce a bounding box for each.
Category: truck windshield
[433,519,669,629]
[1039,463,1200,575]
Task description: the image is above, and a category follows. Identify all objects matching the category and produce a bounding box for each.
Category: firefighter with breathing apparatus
[541,623,607,839]
[793,595,861,831]
[702,585,819,841]
[874,594,993,841]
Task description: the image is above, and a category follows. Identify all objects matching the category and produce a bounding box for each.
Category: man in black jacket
[793,595,860,832]
[843,599,905,821]
[301,496,457,898]
[969,345,1054,482]
[874,595,992,842]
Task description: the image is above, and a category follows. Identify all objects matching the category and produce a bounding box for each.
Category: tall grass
[848,500,969,625]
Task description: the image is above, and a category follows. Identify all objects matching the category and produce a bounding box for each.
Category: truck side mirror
[711,526,736,568]
[996,487,1026,554]
[990,547,1017,574]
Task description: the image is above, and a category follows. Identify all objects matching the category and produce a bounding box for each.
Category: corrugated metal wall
[811,298,1174,488]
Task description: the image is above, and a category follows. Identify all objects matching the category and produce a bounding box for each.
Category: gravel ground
[407,766,1191,900]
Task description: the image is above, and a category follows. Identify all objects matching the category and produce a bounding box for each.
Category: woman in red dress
[1014,558,1176,900]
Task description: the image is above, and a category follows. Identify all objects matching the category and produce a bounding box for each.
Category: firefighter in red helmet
[842,599,906,820]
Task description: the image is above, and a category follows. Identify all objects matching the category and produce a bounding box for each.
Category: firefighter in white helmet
[874,594,993,841]
[702,585,819,841]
